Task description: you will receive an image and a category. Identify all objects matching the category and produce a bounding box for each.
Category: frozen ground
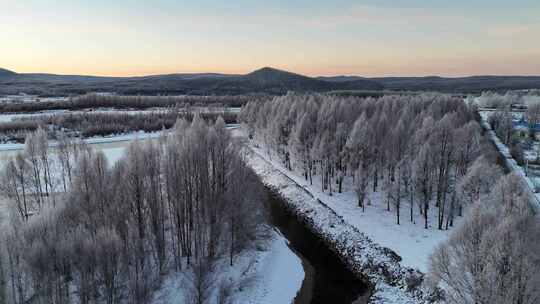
[151,229,304,304]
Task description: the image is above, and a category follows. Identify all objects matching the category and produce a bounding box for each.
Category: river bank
[265,189,367,303]
[245,147,426,304]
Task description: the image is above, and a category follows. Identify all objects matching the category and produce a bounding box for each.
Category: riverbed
[265,189,368,303]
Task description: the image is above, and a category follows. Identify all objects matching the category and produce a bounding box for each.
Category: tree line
[474,90,540,109]
[0,94,270,113]
[0,110,237,143]
[429,171,540,304]
[0,116,265,304]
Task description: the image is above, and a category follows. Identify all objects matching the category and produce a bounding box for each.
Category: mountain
[317,75,370,82]
[0,67,539,96]
[0,68,16,77]
[239,67,382,93]
[244,67,307,83]
[0,67,382,96]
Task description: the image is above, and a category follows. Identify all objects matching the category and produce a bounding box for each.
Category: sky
[1,0,540,77]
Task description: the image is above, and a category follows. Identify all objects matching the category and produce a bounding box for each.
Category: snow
[309,189,452,273]
[229,230,304,304]
[100,147,126,165]
[152,230,304,304]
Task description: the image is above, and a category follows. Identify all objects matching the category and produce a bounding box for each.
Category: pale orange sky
[2,0,540,77]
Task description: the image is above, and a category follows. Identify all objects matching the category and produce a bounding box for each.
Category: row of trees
[473,90,540,109]
[429,171,540,304]
[0,109,237,143]
[430,92,540,303]
[484,99,540,167]
[0,116,265,304]
[241,93,488,229]
[0,94,269,113]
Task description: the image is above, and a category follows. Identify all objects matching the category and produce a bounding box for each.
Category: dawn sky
[1,0,540,77]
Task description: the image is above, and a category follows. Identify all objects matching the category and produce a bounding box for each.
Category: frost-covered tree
[241,93,483,229]
[430,173,540,304]
[456,156,502,209]
[0,116,266,304]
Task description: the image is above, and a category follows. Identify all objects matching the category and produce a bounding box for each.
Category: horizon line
[3,66,540,79]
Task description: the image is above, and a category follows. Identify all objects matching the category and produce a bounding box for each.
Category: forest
[0,116,266,304]
[240,93,540,303]
[241,93,488,228]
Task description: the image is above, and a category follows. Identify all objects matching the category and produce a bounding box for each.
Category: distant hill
[318,75,370,82]
[0,66,539,96]
[0,68,16,77]
[0,67,382,96]
[240,67,382,93]
[370,76,540,93]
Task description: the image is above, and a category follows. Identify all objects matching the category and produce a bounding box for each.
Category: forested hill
[370,75,540,92]
[321,75,540,92]
[1,66,540,95]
